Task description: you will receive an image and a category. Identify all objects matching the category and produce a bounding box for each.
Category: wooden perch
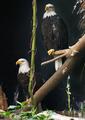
[48,49,68,55]
[26,34,85,106]
[41,46,79,66]
[0,86,8,110]
[41,53,66,66]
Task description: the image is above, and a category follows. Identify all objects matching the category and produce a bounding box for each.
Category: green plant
[0,106,56,120]
[29,0,37,110]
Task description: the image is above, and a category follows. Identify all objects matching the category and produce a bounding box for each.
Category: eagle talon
[48,49,55,55]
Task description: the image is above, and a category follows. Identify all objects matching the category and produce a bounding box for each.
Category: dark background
[0,0,81,107]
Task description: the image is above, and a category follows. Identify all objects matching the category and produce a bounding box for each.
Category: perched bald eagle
[16,58,30,101]
[15,58,43,102]
[42,3,68,71]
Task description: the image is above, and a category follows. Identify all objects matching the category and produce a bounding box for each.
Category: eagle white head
[45,3,54,11]
[43,3,56,19]
[16,58,30,74]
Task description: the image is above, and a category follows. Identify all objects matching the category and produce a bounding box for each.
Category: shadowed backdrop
[0,0,82,108]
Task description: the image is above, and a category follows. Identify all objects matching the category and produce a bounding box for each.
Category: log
[27,34,85,105]
[0,86,8,110]
[48,113,85,120]
[36,110,85,120]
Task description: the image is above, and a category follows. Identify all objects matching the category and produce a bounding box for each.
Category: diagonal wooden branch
[26,34,85,106]
[41,46,79,66]
[41,53,67,66]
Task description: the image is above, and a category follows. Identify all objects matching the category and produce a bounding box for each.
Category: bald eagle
[42,3,68,71]
[15,58,43,102]
[16,58,30,101]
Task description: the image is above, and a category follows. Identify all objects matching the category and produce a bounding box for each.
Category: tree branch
[41,45,79,66]
[41,53,67,66]
[26,34,85,106]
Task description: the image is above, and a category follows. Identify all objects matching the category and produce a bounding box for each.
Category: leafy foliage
[0,104,54,120]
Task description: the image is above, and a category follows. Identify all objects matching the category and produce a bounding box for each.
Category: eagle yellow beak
[16,60,22,65]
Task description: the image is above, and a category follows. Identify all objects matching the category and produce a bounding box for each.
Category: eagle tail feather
[55,58,62,71]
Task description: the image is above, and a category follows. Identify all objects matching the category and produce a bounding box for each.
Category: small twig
[41,53,67,66]
[41,47,79,66]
